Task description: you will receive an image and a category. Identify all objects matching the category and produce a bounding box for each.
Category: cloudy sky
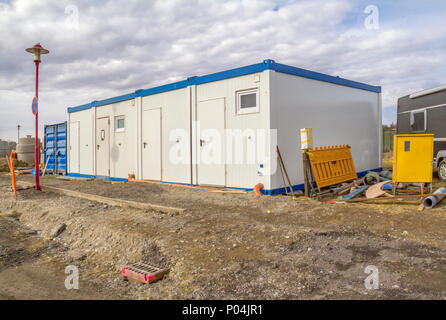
[1,0,445,141]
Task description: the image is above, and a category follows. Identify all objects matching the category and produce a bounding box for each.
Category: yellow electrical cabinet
[392,134,434,183]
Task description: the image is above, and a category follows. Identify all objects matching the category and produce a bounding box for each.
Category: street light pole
[26,43,49,191]
[34,59,40,190]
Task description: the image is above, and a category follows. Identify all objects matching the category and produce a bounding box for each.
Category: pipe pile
[423,187,446,209]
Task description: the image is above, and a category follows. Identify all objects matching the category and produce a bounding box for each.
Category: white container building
[67,59,382,195]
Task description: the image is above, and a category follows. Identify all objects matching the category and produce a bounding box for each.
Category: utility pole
[17,124,21,143]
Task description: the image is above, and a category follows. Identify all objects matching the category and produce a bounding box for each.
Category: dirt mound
[2,174,446,299]
[0,158,9,172]
[10,190,167,280]
[0,158,30,172]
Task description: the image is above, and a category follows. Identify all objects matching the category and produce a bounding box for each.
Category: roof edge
[271,62,381,93]
[409,83,446,99]
[67,59,381,113]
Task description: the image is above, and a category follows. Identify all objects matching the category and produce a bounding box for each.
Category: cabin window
[236,88,259,115]
[410,110,426,132]
[115,116,125,132]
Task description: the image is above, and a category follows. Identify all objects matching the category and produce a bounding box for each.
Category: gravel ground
[1,173,446,299]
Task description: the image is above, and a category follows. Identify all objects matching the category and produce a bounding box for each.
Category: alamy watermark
[65,4,79,30]
[168,123,278,176]
[364,265,379,290]
[65,265,79,290]
[364,5,379,30]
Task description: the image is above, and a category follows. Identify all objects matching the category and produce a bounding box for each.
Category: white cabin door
[69,121,79,173]
[96,117,110,176]
[142,108,162,180]
[197,98,225,186]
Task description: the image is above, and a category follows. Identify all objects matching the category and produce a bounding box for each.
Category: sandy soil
[0,158,30,173]
[1,173,446,299]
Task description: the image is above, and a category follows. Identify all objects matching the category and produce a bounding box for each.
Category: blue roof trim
[94,92,137,107]
[191,61,270,85]
[272,62,381,93]
[137,79,190,97]
[68,92,137,113]
[67,59,381,113]
[68,102,92,113]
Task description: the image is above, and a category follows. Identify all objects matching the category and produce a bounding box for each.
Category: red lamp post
[26,43,49,191]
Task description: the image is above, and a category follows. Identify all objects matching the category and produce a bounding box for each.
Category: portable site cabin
[67,59,382,194]
[397,84,446,180]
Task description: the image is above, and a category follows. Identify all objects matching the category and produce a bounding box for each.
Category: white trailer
[67,59,382,194]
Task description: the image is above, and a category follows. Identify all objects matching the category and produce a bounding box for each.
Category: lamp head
[25,43,49,62]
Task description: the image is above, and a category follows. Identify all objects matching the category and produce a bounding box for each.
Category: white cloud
[1,0,446,140]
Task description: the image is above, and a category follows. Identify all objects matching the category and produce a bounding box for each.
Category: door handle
[143,142,147,149]
[200,139,205,147]
[97,144,100,150]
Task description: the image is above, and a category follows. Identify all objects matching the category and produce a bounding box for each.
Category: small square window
[240,93,257,109]
[116,116,125,132]
[410,110,426,132]
[237,88,259,115]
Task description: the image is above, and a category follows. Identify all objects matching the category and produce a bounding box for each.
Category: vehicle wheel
[438,160,446,182]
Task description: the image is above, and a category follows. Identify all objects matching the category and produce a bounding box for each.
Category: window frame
[115,115,125,133]
[236,88,260,115]
[410,109,427,133]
